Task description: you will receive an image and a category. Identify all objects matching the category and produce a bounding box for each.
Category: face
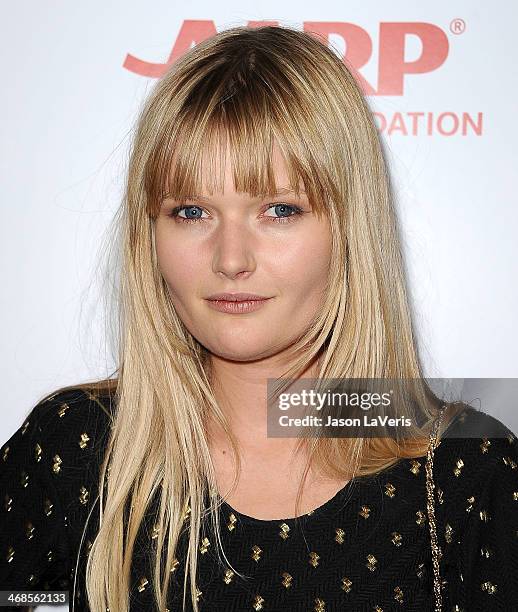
[154,141,332,364]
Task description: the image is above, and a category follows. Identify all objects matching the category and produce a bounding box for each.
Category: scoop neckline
[215,455,410,527]
[216,477,356,527]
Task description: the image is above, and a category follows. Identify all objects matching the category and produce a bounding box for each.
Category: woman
[1,25,517,612]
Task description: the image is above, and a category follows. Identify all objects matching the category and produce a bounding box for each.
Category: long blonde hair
[43,24,455,612]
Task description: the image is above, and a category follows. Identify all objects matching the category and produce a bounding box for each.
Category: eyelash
[167,203,305,225]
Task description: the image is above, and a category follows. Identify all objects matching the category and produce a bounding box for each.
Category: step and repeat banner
[1,4,517,459]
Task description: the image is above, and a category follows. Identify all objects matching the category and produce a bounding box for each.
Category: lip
[206,292,271,301]
[205,294,273,314]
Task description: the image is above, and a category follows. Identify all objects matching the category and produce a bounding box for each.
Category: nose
[211,222,256,279]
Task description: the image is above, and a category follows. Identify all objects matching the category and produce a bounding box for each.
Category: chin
[203,337,280,363]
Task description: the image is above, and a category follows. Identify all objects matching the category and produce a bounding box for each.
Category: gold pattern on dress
[309,552,320,567]
[314,598,325,611]
[57,403,69,418]
[409,459,421,475]
[445,523,453,544]
[366,554,377,571]
[415,509,426,525]
[503,455,517,469]
[79,486,89,505]
[481,581,498,594]
[453,458,464,477]
[26,521,35,540]
[279,523,290,540]
[137,576,149,592]
[341,577,352,593]
[416,563,425,579]
[479,509,491,522]
[79,433,90,449]
[52,454,62,474]
[27,574,36,585]
[34,443,42,462]
[47,550,54,562]
[181,501,191,522]
[20,470,29,488]
[4,494,12,512]
[170,558,179,572]
[227,513,237,531]
[151,524,159,539]
[251,545,262,562]
[44,498,54,516]
[199,537,210,554]
[335,527,345,544]
[384,483,396,498]
[480,546,491,558]
[223,568,235,584]
[195,586,202,602]
[391,532,402,546]
[6,546,14,563]
[466,495,475,512]
[437,488,444,504]
[2,445,10,461]
[480,438,491,453]
[252,595,264,610]
[512,491,518,501]
[281,572,293,588]
[373,607,383,612]
[394,586,404,603]
[359,505,371,519]
[21,420,30,435]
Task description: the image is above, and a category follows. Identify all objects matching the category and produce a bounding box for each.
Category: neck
[206,351,321,455]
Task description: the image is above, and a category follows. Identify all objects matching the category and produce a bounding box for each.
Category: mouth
[204,296,273,314]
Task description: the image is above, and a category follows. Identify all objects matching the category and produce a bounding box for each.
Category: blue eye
[264,203,304,222]
[168,205,206,223]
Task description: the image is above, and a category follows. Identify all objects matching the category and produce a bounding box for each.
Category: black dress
[1,388,517,611]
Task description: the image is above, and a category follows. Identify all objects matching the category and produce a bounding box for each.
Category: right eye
[168,205,208,223]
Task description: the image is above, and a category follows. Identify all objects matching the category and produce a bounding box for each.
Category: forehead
[194,140,302,198]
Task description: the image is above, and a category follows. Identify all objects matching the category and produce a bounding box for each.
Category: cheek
[155,227,204,295]
[271,224,331,297]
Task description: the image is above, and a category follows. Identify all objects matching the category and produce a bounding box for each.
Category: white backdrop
[1,3,517,607]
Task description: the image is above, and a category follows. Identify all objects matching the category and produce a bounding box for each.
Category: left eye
[264,203,304,221]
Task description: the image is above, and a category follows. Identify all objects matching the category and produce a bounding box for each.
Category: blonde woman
[1,25,517,612]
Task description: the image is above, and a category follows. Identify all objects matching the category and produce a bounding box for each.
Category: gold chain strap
[425,405,446,612]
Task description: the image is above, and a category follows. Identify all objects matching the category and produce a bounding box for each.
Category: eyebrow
[176,188,306,203]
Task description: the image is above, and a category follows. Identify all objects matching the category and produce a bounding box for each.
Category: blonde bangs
[144,46,338,219]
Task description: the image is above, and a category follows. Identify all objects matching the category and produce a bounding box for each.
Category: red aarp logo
[123,19,450,96]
